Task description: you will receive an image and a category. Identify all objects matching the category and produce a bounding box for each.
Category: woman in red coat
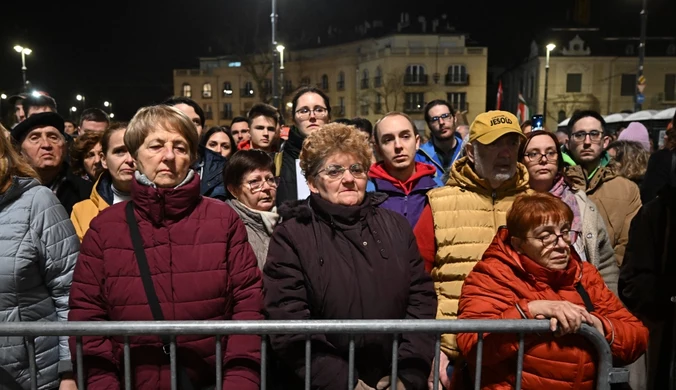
[68,105,263,389]
[456,193,647,390]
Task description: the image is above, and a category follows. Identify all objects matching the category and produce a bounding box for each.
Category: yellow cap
[469,110,525,145]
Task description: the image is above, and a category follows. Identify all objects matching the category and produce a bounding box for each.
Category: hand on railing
[59,378,77,390]
[355,379,375,390]
[528,300,596,337]
[427,352,451,390]
[376,376,405,390]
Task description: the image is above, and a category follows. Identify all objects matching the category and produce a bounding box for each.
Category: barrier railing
[0,319,626,390]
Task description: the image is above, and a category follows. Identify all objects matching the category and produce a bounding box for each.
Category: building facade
[500,29,676,130]
[173,33,488,131]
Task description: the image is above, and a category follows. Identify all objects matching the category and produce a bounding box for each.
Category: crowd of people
[0,87,674,390]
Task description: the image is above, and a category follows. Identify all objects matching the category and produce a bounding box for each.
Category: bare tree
[360,71,407,114]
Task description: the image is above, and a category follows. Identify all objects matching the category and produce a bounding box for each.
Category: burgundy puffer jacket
[68,174,263,390]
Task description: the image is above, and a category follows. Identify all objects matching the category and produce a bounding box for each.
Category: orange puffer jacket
[456,228,648,390]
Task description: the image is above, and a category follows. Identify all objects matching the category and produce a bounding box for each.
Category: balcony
[404,74,428,86]
[445,74,470,86]
[360,79,369,90]
[240,89,255,98]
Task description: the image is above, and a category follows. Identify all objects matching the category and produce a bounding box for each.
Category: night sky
[1,0,673,122]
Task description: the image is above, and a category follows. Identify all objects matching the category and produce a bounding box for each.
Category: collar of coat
[278,192,388,227]
[130,170,201,226]
[446,156,530,197]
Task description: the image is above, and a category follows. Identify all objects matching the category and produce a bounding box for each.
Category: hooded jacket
[68,174,263,390]
[0,177,79,390]
[415,134,465,187]
[457,228,648,389]
[367,161,437,227]
[413,157,531,357]
[263,193,437,390]
[196,145,227,200]
[70,172,115,241]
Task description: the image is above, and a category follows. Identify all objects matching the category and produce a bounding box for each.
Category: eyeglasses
[571,130,603,143]
[246,176,280,193]
[527,230,580,248]
[295,107,328,120]
[429,113,452,123]
[315,163,368,181]
[524,150,558,162]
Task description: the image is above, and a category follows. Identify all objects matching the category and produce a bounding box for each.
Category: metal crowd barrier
[0,319,626,390]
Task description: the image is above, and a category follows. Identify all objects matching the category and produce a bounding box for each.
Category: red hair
[507,193,574,238]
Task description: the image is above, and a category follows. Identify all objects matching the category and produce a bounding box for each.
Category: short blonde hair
[125,105,199,162]
[300,123,372,183]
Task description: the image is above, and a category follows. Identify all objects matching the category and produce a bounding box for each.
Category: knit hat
[618,122,650,152]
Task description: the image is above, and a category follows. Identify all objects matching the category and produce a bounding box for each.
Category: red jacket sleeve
[223,216,264,390]
[583,263,648,366]
[68,224,120,389]
[413,204,436,273]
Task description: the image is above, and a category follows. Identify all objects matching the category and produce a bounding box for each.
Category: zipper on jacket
[403,195,408,217]
[492,190,498,230]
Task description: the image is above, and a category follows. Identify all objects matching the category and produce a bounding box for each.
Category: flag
[496,80,503,110]
[517,93,530,124]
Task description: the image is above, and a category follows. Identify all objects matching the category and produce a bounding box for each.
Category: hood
[484,228,582,290]
[0,177,40,207]
[565,164,618,192]
[562,150,610,179]
[278,191,387,226]
[368,162,437,195]
[446,156,530,197]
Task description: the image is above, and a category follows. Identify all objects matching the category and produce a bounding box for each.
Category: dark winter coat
[263,192,437,390]
[50,164,93,214]
[68,174,263,390]
[275,127,304,206]
[640,148,676,204]
[196,145,227,200]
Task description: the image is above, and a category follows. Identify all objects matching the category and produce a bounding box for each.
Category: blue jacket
[196,145,227,200]
[414,134,464,187]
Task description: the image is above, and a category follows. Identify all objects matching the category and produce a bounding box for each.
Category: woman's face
[229,168,277,212]
[309,152,367,206]
[522,134,558,188]
[294,92,329,137]
[84,143,102,179]
[101,129,135,192]
[511,220,574,270]
[136,127,192,188]
[206,131,233,158]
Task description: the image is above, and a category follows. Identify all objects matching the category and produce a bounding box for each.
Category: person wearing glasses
[456,193,647,390]
[224,150,280,270]
[519,130,619,294]
[264,123,437,390]
[275,86,332,205]
[561,111,641,268]
[415,100,465,187]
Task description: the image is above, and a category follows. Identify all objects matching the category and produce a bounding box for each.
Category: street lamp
[70,106,77,113]
[13,45,32,92]
[271,0,280,110]
[635,0,647,112]
[103,101,112,114]
[277,44,286,113]
[0,94,7,100]
[110,113,115,119]
[543,43,556,123]
[76,94,86,109]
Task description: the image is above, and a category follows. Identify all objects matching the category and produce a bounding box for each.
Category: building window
[222,81,233,97]
[620,74,637,96]
[566,73,582,93]
[202,83,212,98]
[204,104,213,120]
[404,92,425,112]
[182,83,192,98]
[374,67,383,87]
[337,71,345,91]
[668,44,676,56]
[558,110,567,123]
[374,94,383,114]
[241,81,254,97]
[665,74,676,101]
[222,103,233,120]
[321,74,329,90]
[446,92,467,111]
[300,77,311,86]
[404,65,427,85]
[361,69,369,89]
[445,65,468,85]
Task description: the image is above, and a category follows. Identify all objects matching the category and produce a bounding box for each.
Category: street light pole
[543,43,556,123]
[635,0,647,112]
[14,46,32,92]
[271,0,279,110]
[277,45,286,116]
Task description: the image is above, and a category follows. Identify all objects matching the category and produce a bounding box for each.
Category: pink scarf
[549,175,582,233]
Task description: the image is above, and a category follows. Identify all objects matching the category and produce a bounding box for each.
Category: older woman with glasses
[519,131,619,294]
[224,149,280,269]
[264,123,437,390]
[456,193,647,390]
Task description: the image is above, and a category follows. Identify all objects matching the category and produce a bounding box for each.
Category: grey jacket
[0,177,79,390]
[573,190,620,295]
[227,199,279,270]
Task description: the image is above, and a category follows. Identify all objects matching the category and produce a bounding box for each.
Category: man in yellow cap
[413,110,531,387]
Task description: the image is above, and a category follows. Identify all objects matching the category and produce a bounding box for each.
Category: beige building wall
[173,34,488,130]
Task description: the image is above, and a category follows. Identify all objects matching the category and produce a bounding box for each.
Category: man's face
[14,101,25,123]
[426,104,456,141]
[567,116,608,166]
[250,116,276,151]
[230,121,251,144]
[64,122,77,135]
[467,133,520,186]
[376,115,420,173]
[79,120,108,135]
[173,103,203,136]
[27,106,54,117]
[20,126,66,172]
